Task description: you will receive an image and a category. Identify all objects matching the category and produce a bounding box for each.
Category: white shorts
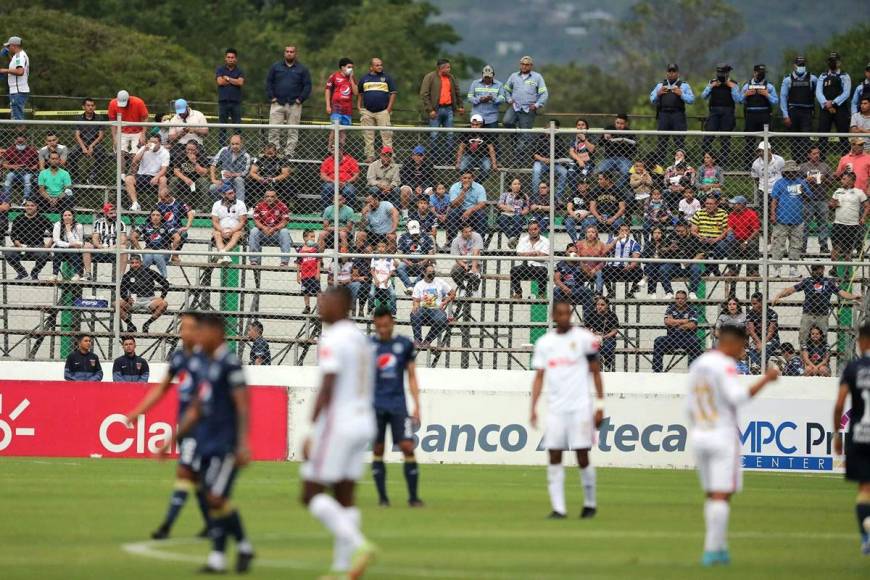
[301,412,376,485]
[130,296,156,312]
[543,409,593,450]
[693,429,743,493]
[118,132,142,154]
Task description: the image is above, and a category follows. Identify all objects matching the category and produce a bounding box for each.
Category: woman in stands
[713,297,746,345]
[496,177,530,249]
[51,209,89,281]
[802,325,831,377]
[584,295,619,371]
[574,225,607,295]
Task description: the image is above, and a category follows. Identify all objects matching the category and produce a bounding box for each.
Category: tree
[536,63,634,117]
[781,22,870,84]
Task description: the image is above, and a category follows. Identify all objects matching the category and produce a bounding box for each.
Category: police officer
[112,336,150,382]
[816,51,852,155]
[63,333,104,381]
[649,63,694,166]
[780,56,817,159]
[741,64,779,161]
[850,63,870,115]
[702,64,741,166]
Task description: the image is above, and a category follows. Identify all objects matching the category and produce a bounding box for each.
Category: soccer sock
[372,458,388,502]
[547,464,566,515]
[333,506,361,572]
[580,465,597,508]
[195,487,212,529]
[704,499,730,552]
[225,510,253,554]
[404,458,420,502]
[209,514,229,554]
[161,479,193,529]
[309,494,364,552]
[856,493,870,542]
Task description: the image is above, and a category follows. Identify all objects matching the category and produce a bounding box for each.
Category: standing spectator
[1,36,29,120]
[37,152,73,213]
[366,146,401,203]
[726,196,760,277]
[5,199,51,280]
[69,98,108,184]
[215,48,245,147]
[370,239,398,314]
[248,189,291,267]
[246,321,271,365]
[63,334,103,381]
[851,95,870,137]
[266,45,311,158]
[828,172,869,266]
[640,226,676,298]
[0,183,10,246]
[248,142,291,199]
[665,222,704,299]
[497,177,530,248]
[587,171,626,233]
[399,146,435,215]
[834,137,870,193]
[319,147,360,210]
[713,297,747,346]
[358,58,397,162]
[410,264,455,347]
[652,290,702,373]
[741,64,779,159]
[51,209,88,282]
[420,58,464,163]
[467,65,504,128]
[170,142,211,204]
[117,254,169,333]
[575,224,607,295]
[297,230,321,314]
[770,160,810,277]
[456,114,497,183]
[690,196,730,277]
[124,135,169,211]
[397,220,435,295]
[154,188,194,262]
[702,64,741,165]
[801,325,831,377]
[134,209,173,278]
[642,189,673,243]
[319,192,355,250]
[602,223,642,298]
[358,193,399,248]
[88,202,128,275]
[563,177,593,244]
[325,57,357,127]
[799,145,833,253]
[449,222,483,294]
[746,291,780,369]
[568,118,596,185]
[780,56,818,158]
[2,133,38,201]
[510,220,549,299]
[112,337,150,382]
[677,186,701,222]
[166,99,209,152]
[816,51,852,156]
[851,64,870,115]
[328,246,356,303]
[696,152,725,196]
[209,134,252,203]
[527,182,553,234]
[446,171,487,242]
[107,90,149,172]
[554,243,593,313]
[530,119,570,201]
[585,295,620,371]
[598,114,636,185]
[349,237,372,313]
[750,142,785,197]
[210,183,247,264]
[502,56,548,158]
[37,133,69,170]
[649,63,695,164]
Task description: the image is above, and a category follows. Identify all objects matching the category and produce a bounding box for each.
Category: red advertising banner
[0,380,288,460]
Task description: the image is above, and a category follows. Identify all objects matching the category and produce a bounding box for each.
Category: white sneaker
[70,274,81,282]
[664,292,674,300]
[788,267,799,278]
[689,292,698,300]
[218,255,232,265]
[129,202,140,211]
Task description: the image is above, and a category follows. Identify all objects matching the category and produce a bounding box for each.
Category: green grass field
[1,458,866,579]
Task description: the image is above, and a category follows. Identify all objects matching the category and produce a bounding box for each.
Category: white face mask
[16,144,26,151]
[344,67,354,76]
[795,66,807,75]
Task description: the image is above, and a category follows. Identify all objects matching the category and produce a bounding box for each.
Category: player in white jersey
[530,300,604,519]
[687,324,779,567]
[301,286,377,579]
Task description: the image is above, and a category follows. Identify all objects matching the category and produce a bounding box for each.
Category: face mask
[344,67,353,76]
[796,66,806,75]
[306,240,317,247]
[16,144,25,151]
[568,252,577,258]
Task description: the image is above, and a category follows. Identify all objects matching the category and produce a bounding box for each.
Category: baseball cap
[728,195,747,205]
[218,181,236,194]
[174,98,188,114]
[412,145,426,155]
[470,114,484,124]
[381,146,393,154]
[756,141,771,150]
[406,220,421,235]
[715,63,731,72]
[482,65,495,78]
[794,55,807,65]
[828,51,841,60]
[116,90,130,107]
[753,63,766,72]
[782,160,799,172]
[102,202,115,215]
[519,56,534,65]
[666,63,679,71]
[3,36,21,47]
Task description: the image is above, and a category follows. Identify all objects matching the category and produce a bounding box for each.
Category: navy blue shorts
[845,441,870,482]
[375,409,413,444]
[301,277,321,296]
[177,436,199,471]
[200,452,239,499]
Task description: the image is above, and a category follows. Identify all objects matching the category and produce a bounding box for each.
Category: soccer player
[530,299,604,519]
[125,312,210,540]
[159,312,255,574]
[833,321,870,556]
[687,324,779,566]
[301,286,377,579]
[371,306,423,507]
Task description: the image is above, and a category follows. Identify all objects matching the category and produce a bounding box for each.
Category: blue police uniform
[741,78,779,131]
[816,68,852,154]
[650,75,694,163]
[780,70,818,157]
[702,75,743,165]
[372,335,417,445]
[851,76,870,115]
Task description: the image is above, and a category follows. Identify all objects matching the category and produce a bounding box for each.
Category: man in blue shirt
[371,306,423,507]
[396,220,434,294]
[467,65,504,128]
[652,290,702,372]
[502,56,548,157]
[215,48,245,148]
[741,64,779,162]
[702,64,741,166]
[816,51,852,156]
[447,170,488,242]
[358,57,397,162]
[265,45,311,158]
[780,56,818,159]
[850,63,870,115]
[770,160,810,278]
[650,63,695,166]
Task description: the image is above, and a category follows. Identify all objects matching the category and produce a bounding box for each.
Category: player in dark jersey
[371,306,423,507]
[834,322,870,556]
[160,312,255,573]
[125,312,210,539]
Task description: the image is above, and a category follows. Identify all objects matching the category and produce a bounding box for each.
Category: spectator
[665,222,703,299]
[358,57,397,162]
[554,243,593,314]
[851,64,870,115]
[88,202,128,275]
[834,137,870,193]
[296,230,321,314]
[248,189,291,267]
[713,297,746,345]
[829,172,869,266]
[319,147,360,210]
[780,343,805,376]
[816,51,852,156]
[51,209,88,282]
[367,146,401,203]
[429,182,451,239]
[410,264,455,347]
[450,222,483,294]
[209,134,252,203]
[770,160,810,278]
[63,334,103,381]
[358,193,399,248]
[497,177,530,248]
[746,291,781,369]
[663,149,697,193]
[170,141,211,205]
[649,63,695,163]
[629,159,654,206]
[125,135,169,211]
[799,145,833,253]
[780,56,818,158]
[527,181,553,234]
[112,336,150,382]
[575,224,607,294]
[68,98,108,184]
[370,239,397,314]
[166,98,208,151]
[801,325,831,377]
[409,197,438,240]
[246,321,271,366]
[563,177,593,244]
[37,133,69,170]
[134,209,173,278]
[107,90,149,171]
[771,263,861,345]
[696,152,724,196]
[467,65,504,128]
[0,182,7,246]
[652,290,702,373]
[530,119,571,201]
[266,45,311,158]
[117,254,169,333]
[1,36,29,120]
[154,188,195,263]
[510,220,549,299]
[640,226,676,298]
[568,118,596,186]
[602,223,642,298]
[2,132,38,201]
[502,56,548,157]
[702,64,740,165]
[36,152,73,213]
[690,196,730,277]
[210,182,247,264]
[249,142,291,199]
[325,57,357,128]
[349,236,373,312]
[320,192,355,250]
[446,170,487,242]
[5,199,51,280]
[215,48,245,147]
[399,146,435,216]
[598,114,636,185]
[151,111,172,145]
[328,245,357,303]
[741,64,779,159]
[587,171,626,233]
[420,58,464,162]
[851,95,870,137]
[642,189,673,242]
[397,220,435,295]
[750,142,785,197]
[585,295,620,371]
[726,196,760,277]
[456,114,498,183]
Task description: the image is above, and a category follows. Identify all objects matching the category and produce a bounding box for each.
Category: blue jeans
[10,92,28,120]
[320,182,357,211]
[142,253,168,278]
[429,106,454,160]
[554,285,594,317]
[446,207,487,242]
[581,214,624,234]
[218,101,242,147]
[3,170,33,199]
[661,263,701,294]
[347,281,364,307]
[596,157,632,187]
[802,198,830,249]
[53,252,83,276]
[531,161,568,201]
[248,228,292,265]
[644,262,669,293]
[497,214,526,240]
[411,307,448,343]
[460,154,492,183]
[502,107,536,158]
[599,336,616,370]
[699,238,731,274]
[397,261,427,288]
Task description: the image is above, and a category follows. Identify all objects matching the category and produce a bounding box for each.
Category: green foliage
[537,63,634,116]
[781,22,870,81]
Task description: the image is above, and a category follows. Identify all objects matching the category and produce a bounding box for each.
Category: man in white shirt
[829,171,869,264]
[301,286,377,579]
[167,98,209,148]
[210,182,247,263]
[449,222,483,293]
[124,135,169,211]
[687,325,779,566]
[530,300,604,519]
[510,219,550,299]
[0,36,29,120]
[750,142,784,196]
[369,239,397,315]
[410,264,455,347]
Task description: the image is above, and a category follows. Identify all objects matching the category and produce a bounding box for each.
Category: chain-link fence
[0,117,866,374]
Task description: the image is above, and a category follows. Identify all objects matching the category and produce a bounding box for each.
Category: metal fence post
[113,113,124,345]
[547,121,556,331]
[332,122,341,283]
[760,125,770,369]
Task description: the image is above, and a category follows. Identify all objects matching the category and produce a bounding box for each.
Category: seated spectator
[154,188,195,264]
[779,343,804,376]
[248,189,291,267]
[349,236,372,313]
[527,181,553,233]
[834,137,870,193]
[575,224,607,294]
[370,239,397,314]
[51,209,89,282]
[210,182,247,264]
[400,145,435,216]
[358,193,399,248]
[124,135,169,211]
[725,195,760,277]
[770,159,810,277]
[696,152,724,196]
[746,291,781,369]
[497,178,530,248]
[587,171,626,234]
[410,264,455,347]
[68,98,108,184]
[320,192,355,250]
[367,146,401,205]
[642,189,673,242]
[112,336,150,382]
[597,114,636,186]
[5,199,51,280]
[629,159,654,206]
[456,114,497,183]
[166,98,209,152]
[602,223,642,297]
[563,177,593,244]
[676,185,701,221]
[210,134,252,203]
[664,221,703,299]
[447,170,487,242]
[450,222,483,294]
[397,220,435,294]
[248,143,291,199]
[408,196,438,240]
[530,119,570,200]
[652,290,703,372]
[640,226,677,298]
[320,147,360,210]
[567,118,596,186]
[297,230,321,314]
[2,133,38,202]
[553,243,593,314]
[87,202,128,275]
[584,295,619,371]
[429,182,451,239]
[664,149,697,188]
[510,219,550,299]
[37,132,70,170]
[246,321,272,365]
[117,254,169,333]
[801,325,831,377]
[750,142,784,197]
[37,151,74,213]
[829,172,868,266]
[690,195,730,276]
[134,209,173,278]
[64,334,103,381]
[713,297,746,346]
[169,141,211,206]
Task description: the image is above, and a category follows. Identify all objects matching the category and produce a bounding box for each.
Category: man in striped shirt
[690,196,730,277]
[88,202,128,274]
